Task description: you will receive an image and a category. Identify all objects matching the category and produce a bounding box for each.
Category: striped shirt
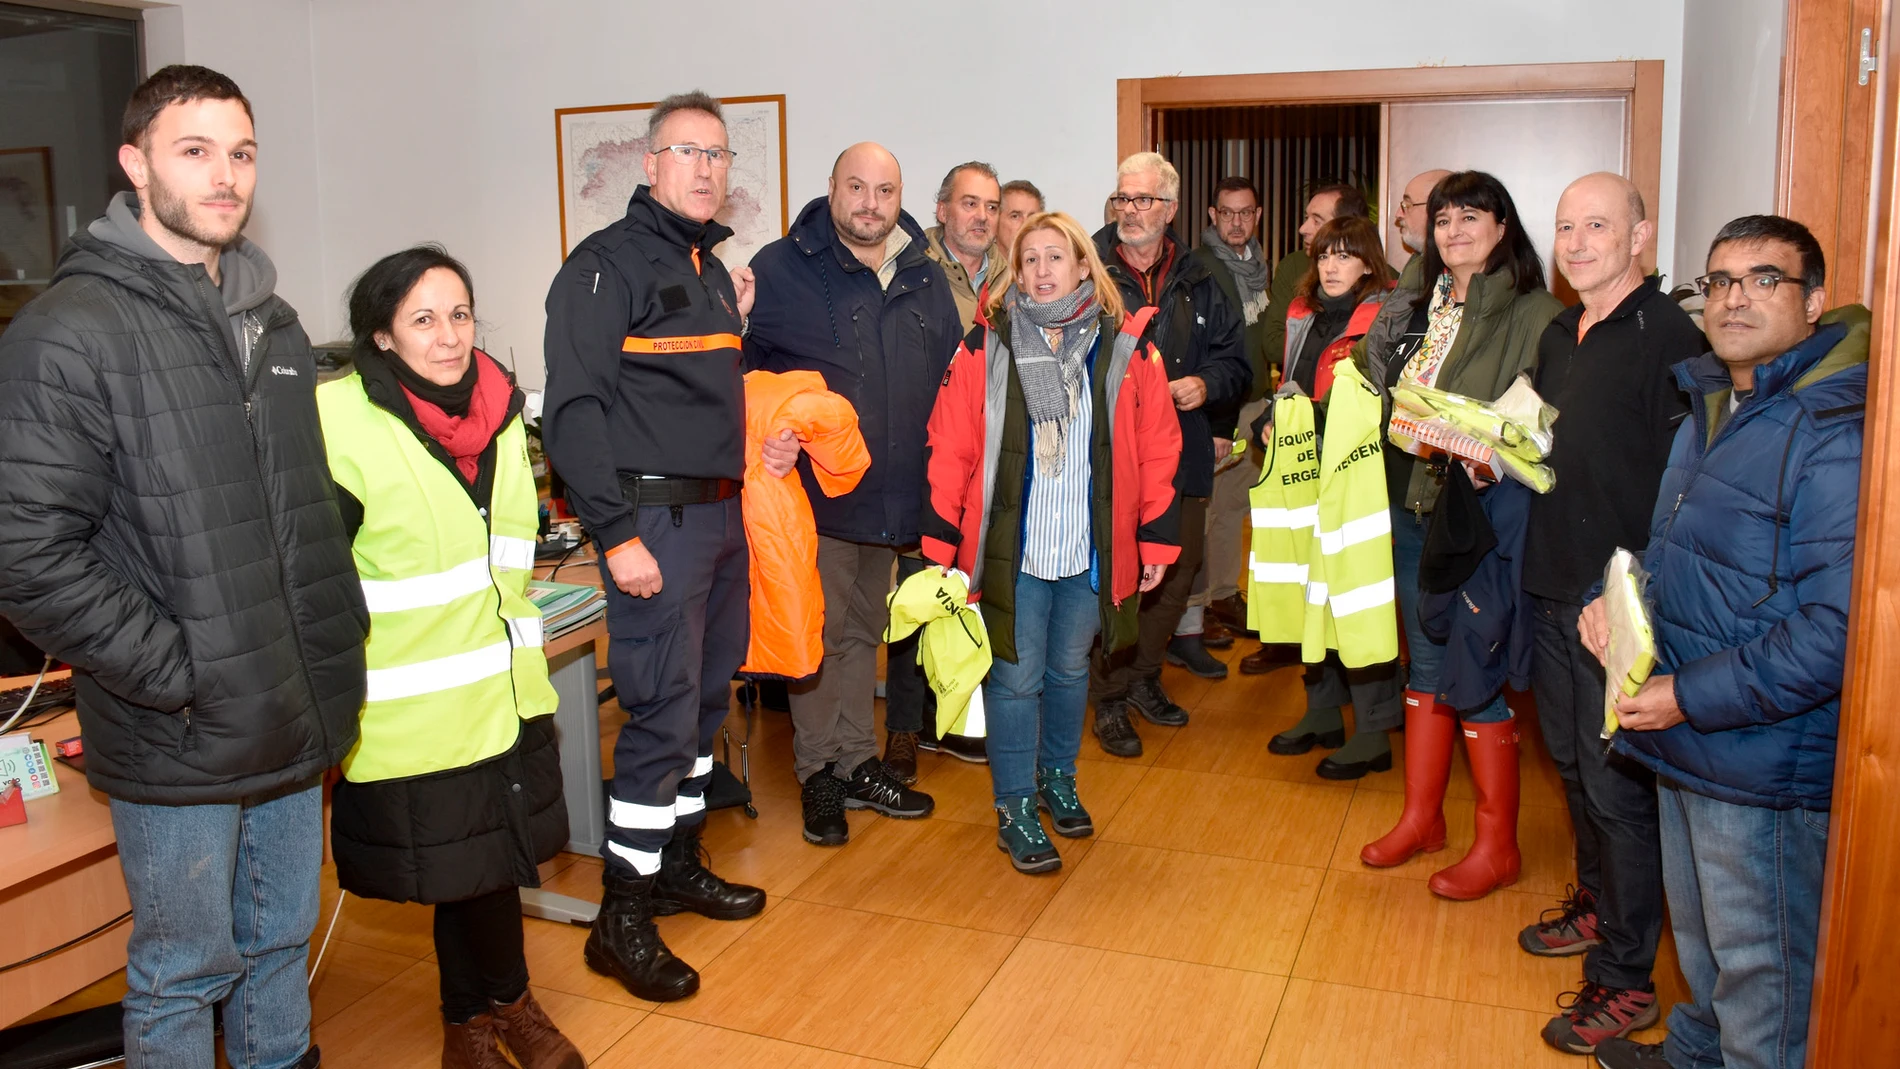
[1020,355,1095,582]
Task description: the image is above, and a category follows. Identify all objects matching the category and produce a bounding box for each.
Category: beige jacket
[924,225,1004,332]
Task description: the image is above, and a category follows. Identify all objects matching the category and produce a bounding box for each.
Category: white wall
[1675,0,1785,282]
[141,0,1706,385]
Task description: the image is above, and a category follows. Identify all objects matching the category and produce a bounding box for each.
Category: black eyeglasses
[1214,207,1259,221]
[654,144,737,168]
[1109,194,1173,211]
[1694,272,1794,299]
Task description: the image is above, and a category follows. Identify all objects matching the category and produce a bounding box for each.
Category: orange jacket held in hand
[739,370,870,679]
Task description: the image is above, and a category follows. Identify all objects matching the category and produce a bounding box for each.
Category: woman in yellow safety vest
[318,247,582,1069]
[1250,217,1403,779]
[1356,172,1562,902]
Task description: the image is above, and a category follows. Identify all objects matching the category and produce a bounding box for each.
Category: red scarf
[401,352,512,484]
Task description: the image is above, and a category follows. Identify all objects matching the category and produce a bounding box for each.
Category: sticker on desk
[0,731,59,799]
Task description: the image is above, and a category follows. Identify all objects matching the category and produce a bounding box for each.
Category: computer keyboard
[1,674,76,717]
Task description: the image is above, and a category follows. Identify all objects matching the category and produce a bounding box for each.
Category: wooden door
[1779,0,1887,302]
[1808,0,1900,1061]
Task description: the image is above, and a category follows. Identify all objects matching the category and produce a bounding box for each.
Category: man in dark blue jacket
[1587,216,1867,1069]
[745,142,962,845]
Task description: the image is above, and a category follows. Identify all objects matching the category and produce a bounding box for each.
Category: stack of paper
[527,579,606,639]
[1600,548,1658,740]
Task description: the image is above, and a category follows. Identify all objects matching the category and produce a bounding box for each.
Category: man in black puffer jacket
[0,67,364,1069]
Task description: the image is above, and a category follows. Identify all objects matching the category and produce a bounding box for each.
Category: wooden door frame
[1804,0,1899,1057]
[1116,61,1665,270]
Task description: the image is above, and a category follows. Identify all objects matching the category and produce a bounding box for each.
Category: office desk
[525,554,609,925]
[0,709,131,1028]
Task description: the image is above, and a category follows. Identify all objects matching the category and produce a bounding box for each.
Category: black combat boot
[583,870,700,1002]
[651,823,766,920]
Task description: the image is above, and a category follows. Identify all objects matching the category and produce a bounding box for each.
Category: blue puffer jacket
[744,197,964,546]
[1612,307,1868,810]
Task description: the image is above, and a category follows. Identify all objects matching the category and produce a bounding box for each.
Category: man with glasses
[1238,181,1371,675]
[744,142,960,842]
[543,90,781,1003]
[1088,152,1249,756]
[1587,215,1867,1069]
[1180,177,1271,665]
[1518,173,1704,1057]
[1394,168,1454,263]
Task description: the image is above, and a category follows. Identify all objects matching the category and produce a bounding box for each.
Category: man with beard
[543,90,780,1003]
[1088,151,1249,756]
[745,142,963,844]
[0,66,367,1068]
[925,161,1003,332]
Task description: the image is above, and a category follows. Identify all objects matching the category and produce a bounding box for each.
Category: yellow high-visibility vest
[1247,393,1319,643]
[316,373,557,782]
[1302,359,1398,668]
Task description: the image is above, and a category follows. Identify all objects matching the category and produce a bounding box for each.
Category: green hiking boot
[996,796,1061,874]
[1036,768,1094,838]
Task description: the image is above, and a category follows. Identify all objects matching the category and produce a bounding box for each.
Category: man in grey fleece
[0,66,365,1069]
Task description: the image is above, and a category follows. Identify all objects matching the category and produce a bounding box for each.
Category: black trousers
[885,552,932,735]
[435,886,528,1024]
[598,498,749,875]
[1304,653,1404,734]
[1093,494,1208,698]
[1530,596,1666,990]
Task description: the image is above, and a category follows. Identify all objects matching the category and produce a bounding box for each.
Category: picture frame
[0,147,57,285]
[554,94,787,269]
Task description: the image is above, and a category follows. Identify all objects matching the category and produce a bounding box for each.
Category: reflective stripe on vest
[1302,359,1398,668]
[316,372,559,782]
[1247,393,1319,644]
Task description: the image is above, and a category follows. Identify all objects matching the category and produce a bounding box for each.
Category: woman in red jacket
[921,211,1181,874]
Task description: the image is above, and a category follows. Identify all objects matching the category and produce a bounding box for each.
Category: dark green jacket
[1194,243,1277,404]
[1361,260,1562,512]
[1259,248,1310,398]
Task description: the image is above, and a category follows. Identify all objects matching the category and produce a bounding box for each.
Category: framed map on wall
[555,94,787,268]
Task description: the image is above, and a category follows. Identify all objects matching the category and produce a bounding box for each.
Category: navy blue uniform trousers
[596,497,748,875]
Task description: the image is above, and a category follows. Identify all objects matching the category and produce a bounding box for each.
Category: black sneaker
[1127,677,1189,726]
[1593,1036,1672,1069]
[801,765,849,846]
[1091,699,1143,758]
[1165,635,1229,680]
[844,757,934,818]
[938,732,988,763]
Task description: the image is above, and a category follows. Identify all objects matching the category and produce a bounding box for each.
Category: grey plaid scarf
[1007,280,1100,477]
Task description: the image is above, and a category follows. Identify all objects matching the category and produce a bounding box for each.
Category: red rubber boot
[1360,690,1455,867]
[1428,718,1522,900]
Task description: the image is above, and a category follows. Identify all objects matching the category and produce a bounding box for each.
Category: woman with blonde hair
[920,212,1182,873]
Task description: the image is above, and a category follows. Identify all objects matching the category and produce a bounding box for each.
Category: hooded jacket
[746,197,965,546]
[739,370,871,679]
[920,309,1182,662]
[1093,225,1251,498]
[0,192,368,804]
[1612,308,1868,811]
[924,224,1003,333]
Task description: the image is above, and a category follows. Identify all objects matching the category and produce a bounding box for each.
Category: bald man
[1394,167,1453,261]
[1519,172,1707,1057]
[744,142,963,844]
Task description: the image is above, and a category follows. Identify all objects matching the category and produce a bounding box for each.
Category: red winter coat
[919,306,1181,661]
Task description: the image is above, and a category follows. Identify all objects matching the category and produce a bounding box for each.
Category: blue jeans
[1389,503,1509,723]
[984,572,1099,803]
[1657,778,1828,1069]
[110,781,323,1069]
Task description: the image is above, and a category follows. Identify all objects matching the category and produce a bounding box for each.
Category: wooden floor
[307,645,1688,1067]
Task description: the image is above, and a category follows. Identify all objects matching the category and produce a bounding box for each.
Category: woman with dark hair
[1356,171,1562,900]
[1253,215,1407,779]
[318,246,584,1069]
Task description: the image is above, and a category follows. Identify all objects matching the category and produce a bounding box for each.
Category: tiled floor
[307,645,1689,1067]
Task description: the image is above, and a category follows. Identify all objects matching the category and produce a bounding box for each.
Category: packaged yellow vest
[1303,359,1399,668]
[1247,393,1319,642]
[317,374,558,782]
[884,566,992,738]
